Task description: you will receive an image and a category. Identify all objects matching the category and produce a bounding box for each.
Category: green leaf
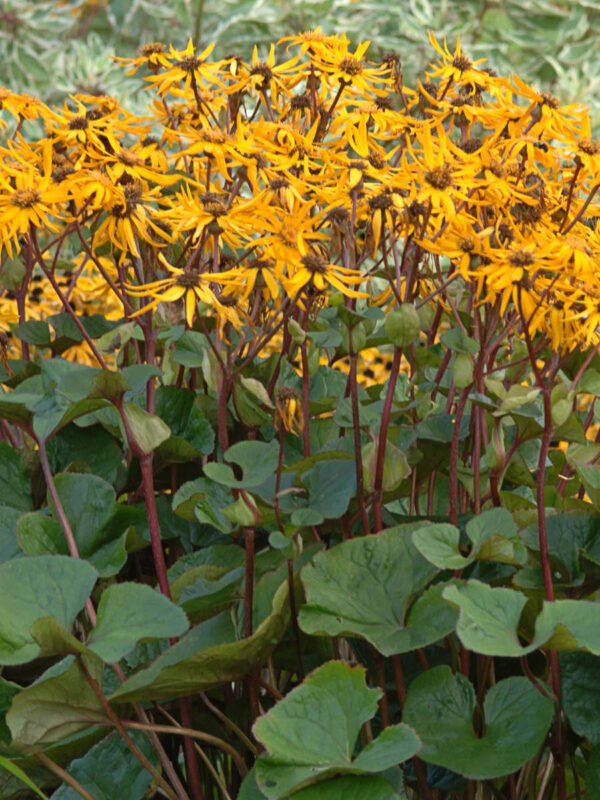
[18,512,67,556]
[290,508,324,527]
[47,424,122,484]
[0,390,33,426]
[416,414,470,443]
[362,441,410,492]
[7,655,107,749]
[586,746,600,797]
[560,652,600,744]
[47,473,129,577]
[300,526,456,655]
[172,330,207,367]
[0,678,20,743]
[536,599,600,654]
[0,507,25,564]
[447,580,600,657]
[122,365,162,397]
[172,477,234,533]
[121,402,170,454]
[0,443,32,511]
[412,523,466,570]
[301,459,357,519]
[520,513,600,583]
[175,564,244,620]
[51,730,159,800]
[204,440,279,489]
[253,661,419,798]
[0,755,50,800]
[0,257,26,290]
[440,327,479,354]
[442,581,537,657]
[87,583,189,662]
[238,771,400,800]
[155,386,214,455]
[109,579,292,703]
[0,556,97,665]
[14,321,52,347]
[493,385,541,416]
[88,370,130,401]
[403,666,553,779]
[291,776,400,800]
[413,508,524,569]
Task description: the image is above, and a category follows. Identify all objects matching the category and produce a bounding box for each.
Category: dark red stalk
[448,387,470,526]
[372,348,402,531]
[348,324,370,535]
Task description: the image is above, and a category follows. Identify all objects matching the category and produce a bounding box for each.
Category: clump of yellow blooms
[1,28,600,369]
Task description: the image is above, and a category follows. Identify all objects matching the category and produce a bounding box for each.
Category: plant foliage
[1,12,600,800]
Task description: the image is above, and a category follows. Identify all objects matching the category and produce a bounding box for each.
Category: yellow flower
[275,386,303,434]
[94,183,172,258]
[144,39,224,97]
[0,141,68,256]
[125,253,240,328]
[282,251,368,299]
[426,33,489,92]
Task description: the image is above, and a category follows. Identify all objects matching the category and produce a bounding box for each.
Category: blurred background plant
[0,0,599,126]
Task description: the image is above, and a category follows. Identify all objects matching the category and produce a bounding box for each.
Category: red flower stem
[38,440,97,625]
[300,308,311,458]
[448,387,470,526]
[179,699,205,800]
[244,527,260,722]
[372,348,402,531]
[29,232,107,368]
[274,426,305,679]
[139,453,171,597]
[348,324,370,535]
[77,657,180,800]
[139,452,204,799]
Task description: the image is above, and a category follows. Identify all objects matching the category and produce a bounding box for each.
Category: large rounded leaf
[0,556,97,665]
[299,525,456,655]
[403,666,553,779]
[253,661,420,798]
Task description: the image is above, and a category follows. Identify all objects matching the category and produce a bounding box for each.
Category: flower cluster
[1,29,600,368]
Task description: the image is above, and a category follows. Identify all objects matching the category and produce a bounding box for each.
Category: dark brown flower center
[425,164,452,189]
[139,42,165,57]
[452,54,472,72]
[301,253,328,274]
[178,55,203,72]
[578,138,600,155]
[176,269,201,288]
[508,249,535,267]
[68,115,89,131]
[368,192,393,211]
[339,57,363,76]
[11,188,40,207]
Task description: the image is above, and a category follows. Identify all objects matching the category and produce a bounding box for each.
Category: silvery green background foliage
[0,0,599,124]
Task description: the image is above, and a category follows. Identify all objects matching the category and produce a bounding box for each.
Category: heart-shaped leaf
[87,583,189,662]
[403,666,553,779]
[0,556,97,665]
[253,661,420,798]
[299,525,456,655]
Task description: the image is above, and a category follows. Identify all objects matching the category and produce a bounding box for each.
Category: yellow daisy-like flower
[426,33,489,93]
[0,142,68,256]
[282,250,368,299]
[125,254,240,328]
